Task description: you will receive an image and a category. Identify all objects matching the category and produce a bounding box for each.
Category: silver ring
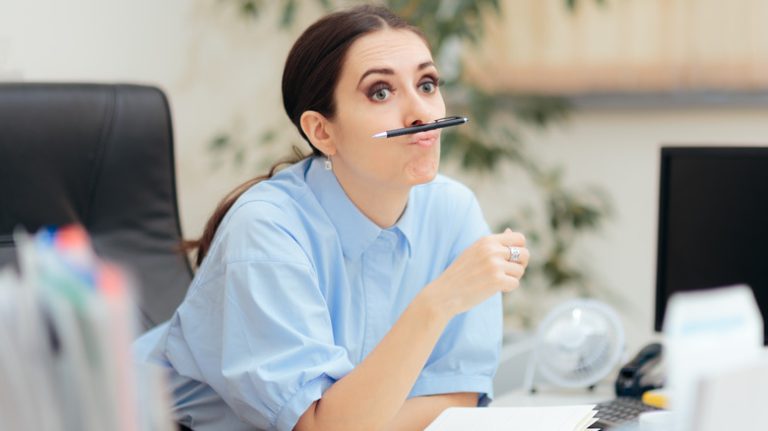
[508,246,521,263]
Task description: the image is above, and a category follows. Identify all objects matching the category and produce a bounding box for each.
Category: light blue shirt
[134,156,502,431]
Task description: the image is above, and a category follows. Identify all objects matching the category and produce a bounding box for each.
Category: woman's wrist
[414,280,457,326]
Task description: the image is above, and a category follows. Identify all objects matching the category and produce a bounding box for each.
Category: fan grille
[534,299,625,388]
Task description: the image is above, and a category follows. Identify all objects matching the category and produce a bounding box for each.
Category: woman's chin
[405,158,439,185]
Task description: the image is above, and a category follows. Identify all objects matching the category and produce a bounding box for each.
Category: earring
[324,156,332,171]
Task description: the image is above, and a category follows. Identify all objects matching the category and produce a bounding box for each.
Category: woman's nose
[402,89,433,127]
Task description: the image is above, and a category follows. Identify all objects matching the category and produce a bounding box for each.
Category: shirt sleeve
[410,189,502,406]
[166,203,354,431]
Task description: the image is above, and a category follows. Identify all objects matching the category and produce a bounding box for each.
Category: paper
[664,285,764,431]
[425,405,598,431]
[690,355,768,431]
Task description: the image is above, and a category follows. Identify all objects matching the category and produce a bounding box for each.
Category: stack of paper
[664,285,765,431]
[426,405,598,431]
[691,355,768,431]
[0,225,174,431]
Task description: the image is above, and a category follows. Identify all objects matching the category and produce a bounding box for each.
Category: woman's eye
[419,80,437,94]
[369,86,392,101]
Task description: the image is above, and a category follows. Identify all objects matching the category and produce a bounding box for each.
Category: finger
[514,247,530,266]
[500,275,520,293]
[498,245,530,267]
[504,228,526,247]
[491,229,526,247]
[502,261,525,279]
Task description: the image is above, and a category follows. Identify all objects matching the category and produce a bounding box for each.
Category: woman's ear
[300,111,336,156]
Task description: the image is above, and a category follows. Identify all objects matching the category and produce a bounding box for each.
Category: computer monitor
[654,146,768,345]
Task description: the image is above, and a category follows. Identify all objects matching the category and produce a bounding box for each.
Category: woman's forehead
[343,29,434,77]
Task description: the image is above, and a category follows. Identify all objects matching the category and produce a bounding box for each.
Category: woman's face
[326,28,446,190]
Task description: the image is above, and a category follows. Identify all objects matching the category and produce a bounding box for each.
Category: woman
[135,5,529,431]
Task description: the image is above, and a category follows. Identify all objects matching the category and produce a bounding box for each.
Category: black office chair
[0,83,193,330]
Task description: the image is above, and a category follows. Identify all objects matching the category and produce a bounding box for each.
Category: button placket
[360,231,398,357]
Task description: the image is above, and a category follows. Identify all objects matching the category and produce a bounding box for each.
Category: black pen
[371,116,469,138]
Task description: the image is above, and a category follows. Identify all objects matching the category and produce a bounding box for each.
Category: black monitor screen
[655,147,768,344]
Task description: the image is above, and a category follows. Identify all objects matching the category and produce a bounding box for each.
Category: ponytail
[181,147,309,267]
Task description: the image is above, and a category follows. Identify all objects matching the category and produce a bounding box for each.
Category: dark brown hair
[182,5,425,266]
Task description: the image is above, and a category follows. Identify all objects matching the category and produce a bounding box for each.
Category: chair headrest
[0,83,192,329]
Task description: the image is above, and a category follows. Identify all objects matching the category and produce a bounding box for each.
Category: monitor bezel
[654,145,768,333]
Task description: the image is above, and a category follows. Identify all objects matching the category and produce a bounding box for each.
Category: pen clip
[434,116,463,123]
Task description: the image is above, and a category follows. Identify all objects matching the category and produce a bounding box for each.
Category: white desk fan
[522,299,625,392]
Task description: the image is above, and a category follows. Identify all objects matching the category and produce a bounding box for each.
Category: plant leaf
[280,0,297,28]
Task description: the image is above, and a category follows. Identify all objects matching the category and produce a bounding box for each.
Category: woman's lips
[408,131,438,147]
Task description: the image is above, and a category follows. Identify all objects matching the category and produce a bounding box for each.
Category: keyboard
[593,397,661,430]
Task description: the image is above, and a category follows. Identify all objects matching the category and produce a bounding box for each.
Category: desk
[493,385,613,407]
[491,386,622,431]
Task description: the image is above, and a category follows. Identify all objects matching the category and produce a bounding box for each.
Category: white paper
[425,405,598,431]
[664,284,764,431]
[690,355,768,431]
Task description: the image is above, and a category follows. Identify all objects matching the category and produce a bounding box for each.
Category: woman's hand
[422,228,529,318]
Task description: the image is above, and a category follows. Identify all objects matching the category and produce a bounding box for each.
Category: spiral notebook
[426,405,598,431]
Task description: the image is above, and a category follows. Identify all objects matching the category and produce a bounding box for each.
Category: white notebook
[426,405,598,431]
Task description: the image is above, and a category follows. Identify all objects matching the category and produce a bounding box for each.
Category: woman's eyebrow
[358,68,394,86]
[357,61,437,87]
[417,61,435,71]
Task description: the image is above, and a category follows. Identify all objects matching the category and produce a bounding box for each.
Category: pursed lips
[408,131,439,147]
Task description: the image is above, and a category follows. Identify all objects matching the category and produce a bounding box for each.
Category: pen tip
[372,132,386,138]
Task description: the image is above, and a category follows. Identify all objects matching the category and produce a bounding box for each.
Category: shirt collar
[392,193,415,258]
[306,157,382,260]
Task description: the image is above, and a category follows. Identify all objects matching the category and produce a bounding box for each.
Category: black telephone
[614,342,664,398]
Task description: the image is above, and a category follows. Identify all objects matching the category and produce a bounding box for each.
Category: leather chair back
[0,83,192,329]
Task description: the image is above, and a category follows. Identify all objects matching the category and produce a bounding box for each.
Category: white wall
[493,108,768,353]
[0,0,315,238]
[3,0,768,356]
